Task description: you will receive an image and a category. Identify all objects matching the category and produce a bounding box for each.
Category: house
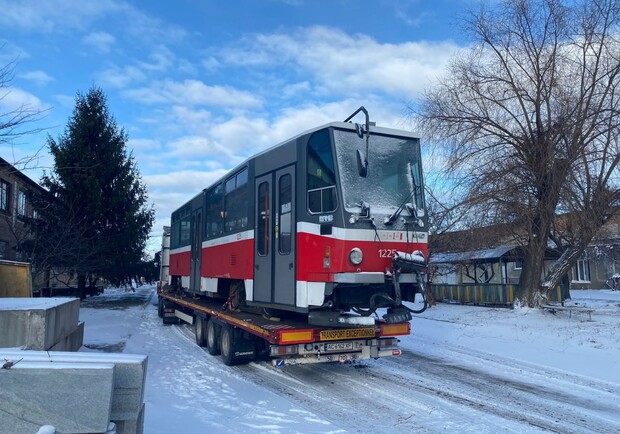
[0,156,44,262]
[429,214,620,295]
[572,214,620,289]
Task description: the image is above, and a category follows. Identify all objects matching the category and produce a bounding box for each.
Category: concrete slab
[0,350,147,420]
[112,403,145,434]
[0,298,80,350]
[0,361,114,434]
[49,321,84,352]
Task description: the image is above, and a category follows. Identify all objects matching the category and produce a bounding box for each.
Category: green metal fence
[430,283,568,305]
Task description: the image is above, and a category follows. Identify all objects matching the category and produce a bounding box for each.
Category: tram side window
[171,216,180,249]
[224,168,249,233]
[307,129,337,214]
[257,182,269,256]
[206,184,224,238]
[171,206,191,247]
[279,174,292,255]
[180,218,191,245]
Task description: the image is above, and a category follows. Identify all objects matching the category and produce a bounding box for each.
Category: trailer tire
[206,318,220,356]
[195,315,207,347]
[220,326,236,366]
[157,297,164,318]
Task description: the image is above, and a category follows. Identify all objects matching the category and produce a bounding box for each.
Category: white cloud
[52,94,77,109]
[0,0,126,32]
[19,70,54,86]
[146,169,228,193]
[170,106,212,132]
[219,25,458,98]
[145,170,229,225]
[281,81,311,98]
[97,65,147,89]
[123,79,263,108]
[202,57,222,72]
[0,0,186,45]
[128,138,162,152]
[83,31,116,53]
[138,46,175,72]
[166,135,229,159]
[0,87,49,112]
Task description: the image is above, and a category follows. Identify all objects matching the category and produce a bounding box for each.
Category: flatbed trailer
[157,288,410,366]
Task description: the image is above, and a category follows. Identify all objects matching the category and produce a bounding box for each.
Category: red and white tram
[168,107,428,326]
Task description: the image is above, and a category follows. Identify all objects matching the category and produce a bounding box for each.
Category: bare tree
[0,57,44,149]
[415,0,620,306]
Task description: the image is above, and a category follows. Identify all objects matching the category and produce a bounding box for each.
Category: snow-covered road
[79,285,620,433]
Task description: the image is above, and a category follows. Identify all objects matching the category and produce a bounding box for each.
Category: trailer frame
[157,287,409,366]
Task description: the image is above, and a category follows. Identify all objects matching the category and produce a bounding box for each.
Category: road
[81,285,620,433]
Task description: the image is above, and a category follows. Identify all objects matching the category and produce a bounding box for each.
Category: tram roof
[172,120,420,213]
[238,121,420,169]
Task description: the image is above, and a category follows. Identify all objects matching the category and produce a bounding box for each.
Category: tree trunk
[541,243,586,300]
[77,273,86,300]
[516,241,547,307]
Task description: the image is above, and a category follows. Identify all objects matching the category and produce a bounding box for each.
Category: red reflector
[392,349,401,356]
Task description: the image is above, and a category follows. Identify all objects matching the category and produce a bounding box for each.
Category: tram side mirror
[356,149,368,178]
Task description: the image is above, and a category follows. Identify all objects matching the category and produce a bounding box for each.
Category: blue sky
[0,0,471,253]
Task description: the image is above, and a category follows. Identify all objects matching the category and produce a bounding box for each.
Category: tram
[168,107,428,326]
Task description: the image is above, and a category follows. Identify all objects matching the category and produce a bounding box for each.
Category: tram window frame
[171,205,191,247]
[179,218,191,245]
[224,167,249,233]
[278,174,292,255]
[206,183,224,238]
[306,129,338,214]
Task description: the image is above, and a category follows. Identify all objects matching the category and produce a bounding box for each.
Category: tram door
[190,209,202,292]
[254,165,296,306]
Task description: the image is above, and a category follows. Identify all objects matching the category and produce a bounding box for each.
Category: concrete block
[0,361,114,434]
[112,403,145,434]
[0,350,147,420]
[49,321,84,352]
[0,298,80,350]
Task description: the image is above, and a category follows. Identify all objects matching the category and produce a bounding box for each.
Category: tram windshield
[333,129,424,217]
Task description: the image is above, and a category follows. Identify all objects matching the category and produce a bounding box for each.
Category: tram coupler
[383,307,412,324]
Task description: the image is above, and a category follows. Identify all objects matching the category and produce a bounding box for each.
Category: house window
[514,261,523,270]
[573,259,591,282]
[17,190,26,216]
[0,180,10,213]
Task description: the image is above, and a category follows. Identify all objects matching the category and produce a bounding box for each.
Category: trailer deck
[158,289,410,366]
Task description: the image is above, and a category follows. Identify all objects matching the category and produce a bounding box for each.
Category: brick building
[0,156,45,261]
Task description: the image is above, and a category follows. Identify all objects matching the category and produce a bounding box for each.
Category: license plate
[323,342,354,352]
[319,327,375,341]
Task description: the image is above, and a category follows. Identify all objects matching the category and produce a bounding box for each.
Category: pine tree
[29,87,154,294]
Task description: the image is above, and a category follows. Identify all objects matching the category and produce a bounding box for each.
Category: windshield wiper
[384,189,415,226]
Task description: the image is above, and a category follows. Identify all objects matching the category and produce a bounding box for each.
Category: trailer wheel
[220,326,236,366]
[157,297,164,318]
[206,318,221,356]
[195,315,207,347]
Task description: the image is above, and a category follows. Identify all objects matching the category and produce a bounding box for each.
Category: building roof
[0,156,45,192]
[429,245,560,265]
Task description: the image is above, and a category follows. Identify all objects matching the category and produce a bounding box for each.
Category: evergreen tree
[29,86,154,293]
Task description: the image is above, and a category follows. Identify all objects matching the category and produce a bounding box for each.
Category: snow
[9,284,619,433]
[0,297,73,310]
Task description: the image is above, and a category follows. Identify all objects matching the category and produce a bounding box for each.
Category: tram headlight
[349,247,363,265]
